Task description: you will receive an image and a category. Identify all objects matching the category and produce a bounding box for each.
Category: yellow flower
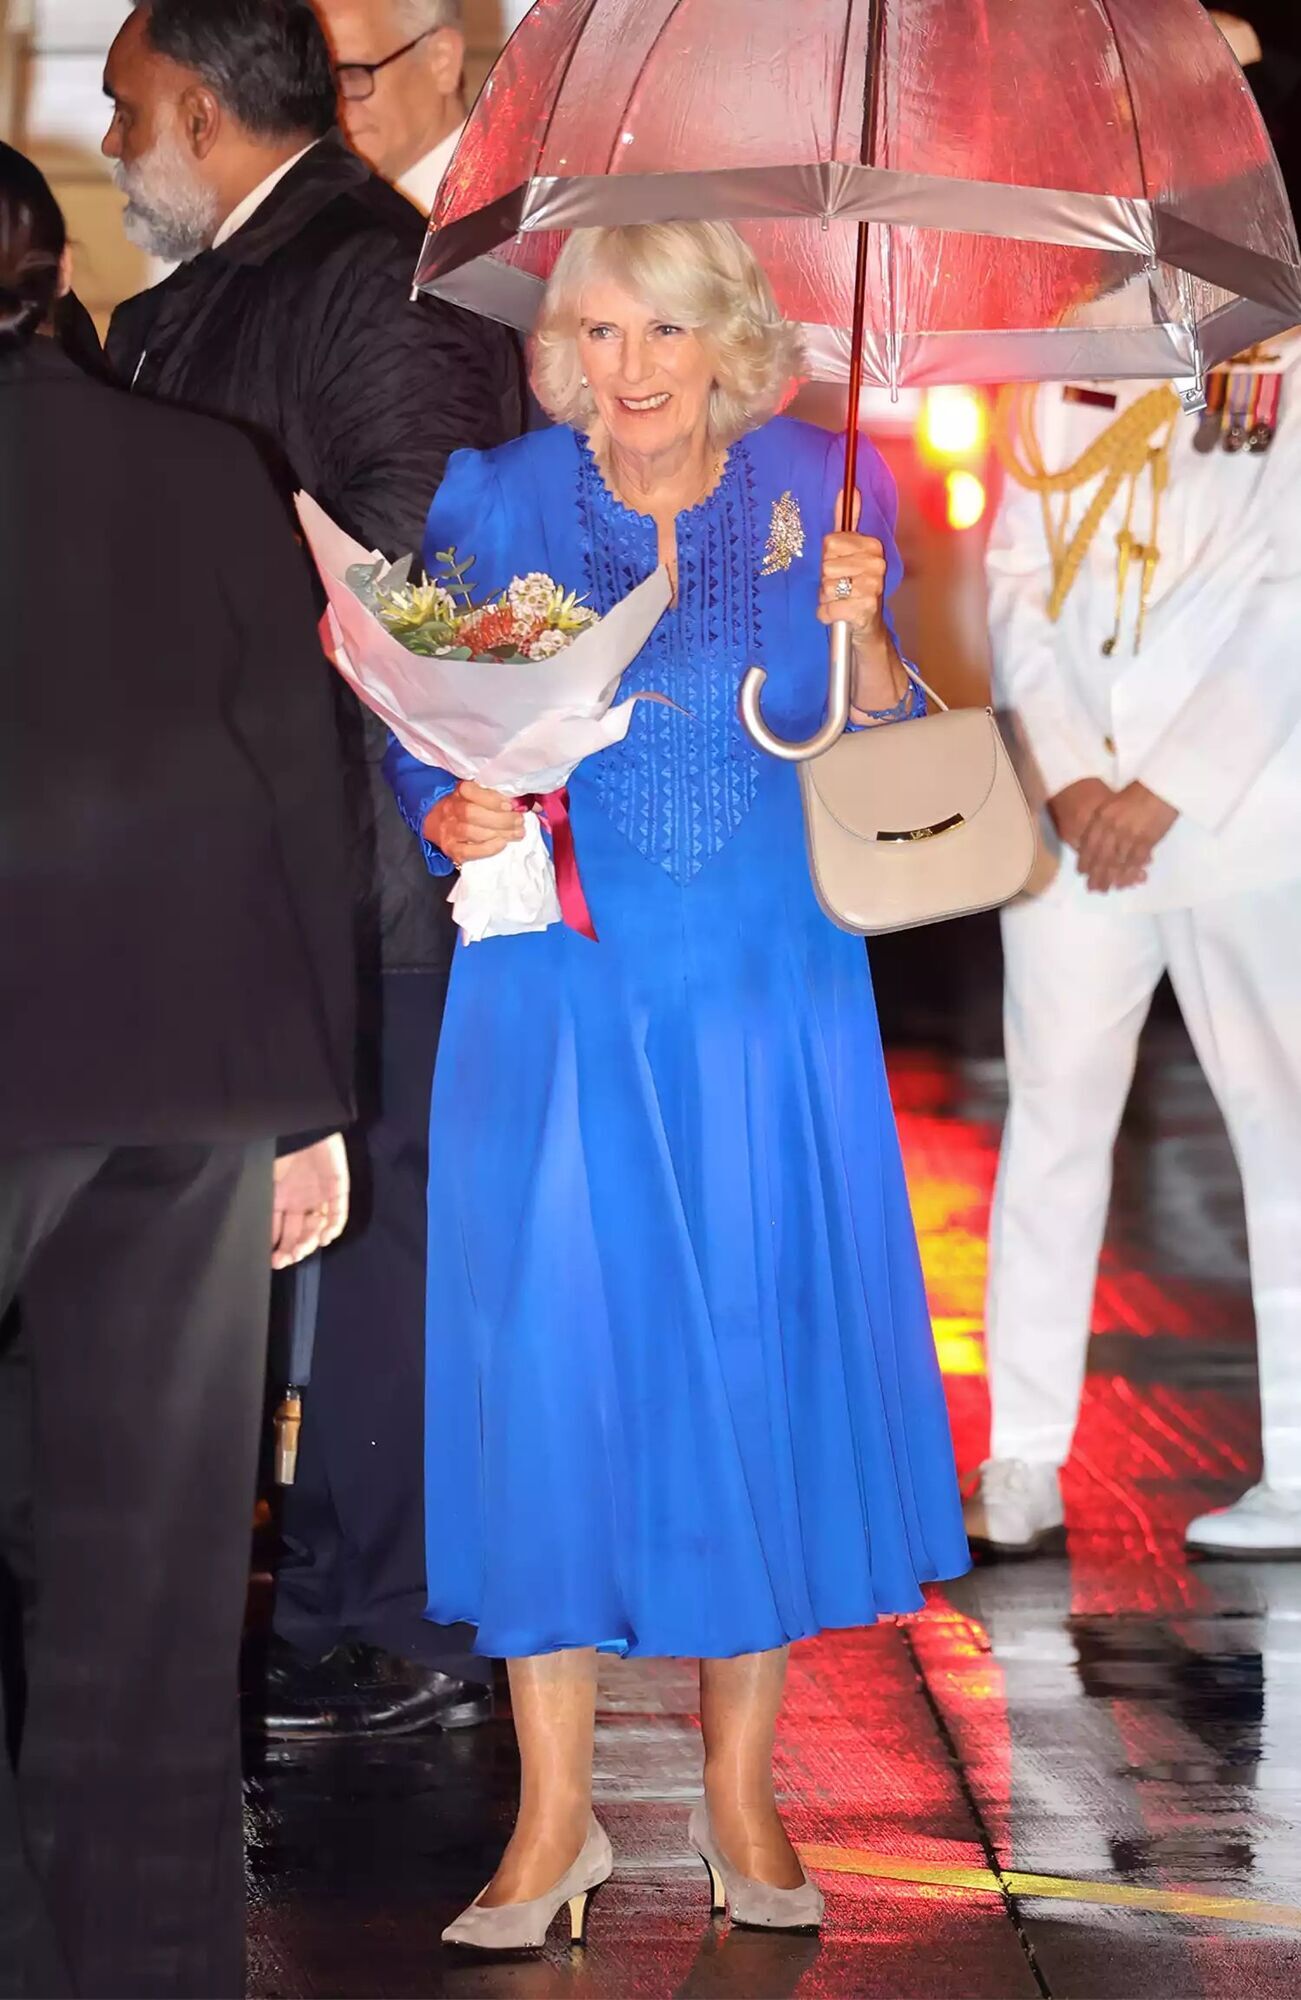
[376,580,459,635]
[547,586,599,633]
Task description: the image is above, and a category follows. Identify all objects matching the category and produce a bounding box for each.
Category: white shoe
[963,1459,1066,1557]
[1185,1483,1301,1559]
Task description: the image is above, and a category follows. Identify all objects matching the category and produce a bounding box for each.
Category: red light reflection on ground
[888,1053,1260,1620]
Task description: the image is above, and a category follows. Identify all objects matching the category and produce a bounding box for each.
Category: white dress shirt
[397,123,464,220]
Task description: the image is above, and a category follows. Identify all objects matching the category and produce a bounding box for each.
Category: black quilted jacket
[107,132,522,975]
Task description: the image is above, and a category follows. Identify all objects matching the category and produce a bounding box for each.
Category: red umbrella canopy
[419,0,1301,389]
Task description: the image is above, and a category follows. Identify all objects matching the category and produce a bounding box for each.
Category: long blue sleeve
[383,739,459,876]
[422,442,516,598]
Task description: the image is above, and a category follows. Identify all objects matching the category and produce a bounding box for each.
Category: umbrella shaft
[843,223,871,532]
[843,0,887,531]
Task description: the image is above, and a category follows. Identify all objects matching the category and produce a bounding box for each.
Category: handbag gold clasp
[875,811,965,843]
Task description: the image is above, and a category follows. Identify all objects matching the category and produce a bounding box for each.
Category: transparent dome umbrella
[415,0,1301,758]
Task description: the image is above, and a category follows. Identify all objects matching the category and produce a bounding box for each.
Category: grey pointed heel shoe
[441,1814,613,1952]
[688,1804,825,1932]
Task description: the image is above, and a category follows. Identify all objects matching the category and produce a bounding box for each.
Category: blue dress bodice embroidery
[575,439,765,885]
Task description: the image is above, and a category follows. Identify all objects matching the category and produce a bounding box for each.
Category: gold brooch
[760,491,804,575]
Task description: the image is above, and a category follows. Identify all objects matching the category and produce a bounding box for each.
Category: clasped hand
[272,1134,351,1271]
[1049,777,1179,893]
[424,781,527,868]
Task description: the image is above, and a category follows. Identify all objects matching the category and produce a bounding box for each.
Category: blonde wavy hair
[530,221,805,446]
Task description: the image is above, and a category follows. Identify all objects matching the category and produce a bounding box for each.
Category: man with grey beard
[104,0,520,1746]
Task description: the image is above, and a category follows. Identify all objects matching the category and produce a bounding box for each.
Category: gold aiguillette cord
[995,381,1180,654]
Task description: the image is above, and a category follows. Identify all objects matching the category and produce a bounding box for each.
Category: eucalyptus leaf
[344,558,384,610]
[432,545,478,608]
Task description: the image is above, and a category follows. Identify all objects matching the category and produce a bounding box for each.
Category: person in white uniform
[314,0,465,215]
[967,329,1301,1560]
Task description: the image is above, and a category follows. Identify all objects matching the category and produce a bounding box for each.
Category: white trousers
[986,878,1301,1488]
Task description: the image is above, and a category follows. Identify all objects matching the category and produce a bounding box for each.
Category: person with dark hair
[106,0,337,266]
[0,146,355,1997]
[102,0,521,1740]
[0,139,67,345]
[0,138,103,376]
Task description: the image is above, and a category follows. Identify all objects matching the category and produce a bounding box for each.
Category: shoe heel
[568,1886,596,1945]
[702,1853,726,1915]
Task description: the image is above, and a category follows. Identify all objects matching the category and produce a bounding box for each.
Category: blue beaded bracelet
[864,678,921,722]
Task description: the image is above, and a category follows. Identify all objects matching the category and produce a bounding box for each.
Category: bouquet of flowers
[363,551,602,664]
[296,493,670,943]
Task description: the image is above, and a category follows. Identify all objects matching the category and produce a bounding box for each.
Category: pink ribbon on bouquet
[516,790,598,943]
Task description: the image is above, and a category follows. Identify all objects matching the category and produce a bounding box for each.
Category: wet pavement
[246,1044,1301,1999]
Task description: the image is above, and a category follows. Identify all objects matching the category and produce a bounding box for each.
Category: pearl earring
[580,375,589,387]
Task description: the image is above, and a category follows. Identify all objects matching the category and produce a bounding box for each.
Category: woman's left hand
[818,493,888,638]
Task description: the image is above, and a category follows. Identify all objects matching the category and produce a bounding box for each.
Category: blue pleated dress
[386,415,969,1660]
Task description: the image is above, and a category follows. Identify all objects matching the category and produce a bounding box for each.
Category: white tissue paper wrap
[296,493,671,942]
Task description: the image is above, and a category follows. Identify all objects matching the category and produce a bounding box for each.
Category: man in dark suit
[102,0,521,1736]
[0,142,355,1996]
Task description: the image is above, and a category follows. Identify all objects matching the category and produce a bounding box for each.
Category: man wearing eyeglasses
[314,1,467,218]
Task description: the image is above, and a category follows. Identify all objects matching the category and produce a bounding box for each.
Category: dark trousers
[0,1141,273,1999]
[273,970,486,1681]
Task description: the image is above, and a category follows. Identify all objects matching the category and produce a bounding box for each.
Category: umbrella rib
[830,0,858,178]
[1093,0,1153,207]
[1094,0,1173,350]
[532,0,607,186]
[864,0,886,169]
[840,0,889,524]
[601,0,695,180]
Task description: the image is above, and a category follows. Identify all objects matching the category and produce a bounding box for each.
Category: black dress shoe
[244,1638,493,1740]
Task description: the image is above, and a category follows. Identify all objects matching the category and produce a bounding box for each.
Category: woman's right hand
[422,780,526,867]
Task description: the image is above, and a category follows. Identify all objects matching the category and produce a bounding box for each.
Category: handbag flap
[803,708,1002,840]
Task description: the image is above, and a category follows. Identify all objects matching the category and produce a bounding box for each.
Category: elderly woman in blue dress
[386,220,968,1950]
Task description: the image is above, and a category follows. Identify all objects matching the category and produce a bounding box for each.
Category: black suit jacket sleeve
[212,433,358,1128]
[304,240,522,560]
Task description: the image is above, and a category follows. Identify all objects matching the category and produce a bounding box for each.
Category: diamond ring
[834,577,853,600]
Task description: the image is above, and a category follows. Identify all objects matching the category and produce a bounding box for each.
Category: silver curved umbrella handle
[739,621,854,762]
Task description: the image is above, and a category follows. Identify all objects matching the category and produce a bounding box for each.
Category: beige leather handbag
[797,670,1037,935]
